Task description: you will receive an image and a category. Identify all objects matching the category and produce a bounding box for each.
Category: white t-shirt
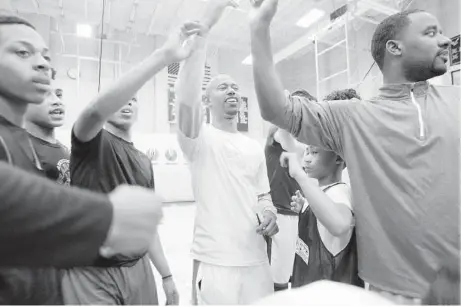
[302,182,354,256]
[178,125,271,266]
[255,280,393,305]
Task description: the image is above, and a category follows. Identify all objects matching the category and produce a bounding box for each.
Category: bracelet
[162,274,173,280]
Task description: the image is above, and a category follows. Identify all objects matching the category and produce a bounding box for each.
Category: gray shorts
[61,255,158,305]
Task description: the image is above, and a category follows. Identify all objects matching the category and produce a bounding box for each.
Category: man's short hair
[324,88,361,101]
[0,14,35,44]
[292,89,317,102]
[371,9,424,69]
[0,14,35,30]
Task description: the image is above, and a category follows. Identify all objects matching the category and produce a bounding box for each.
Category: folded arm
[274,128,306,157]
[296,176,353,237]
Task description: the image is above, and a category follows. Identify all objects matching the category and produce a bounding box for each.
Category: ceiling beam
[147,3,160,36]
[107,0,112,24]
[127,0,139,32]
[273,0,398,64]
[30,0,40,12]
[59,33,140,47]
[56,22,65,53]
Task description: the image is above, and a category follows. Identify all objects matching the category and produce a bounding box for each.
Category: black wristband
[162,274,172,280]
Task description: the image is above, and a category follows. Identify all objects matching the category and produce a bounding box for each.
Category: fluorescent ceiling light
[76,24,92,38]
[242,55,252,65]
[296,8,325,28]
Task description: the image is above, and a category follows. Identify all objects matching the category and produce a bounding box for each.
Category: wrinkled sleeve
[0,161,112,268]
[271,93,349,156]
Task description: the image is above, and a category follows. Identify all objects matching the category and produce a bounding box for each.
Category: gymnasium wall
[276,0,460,102]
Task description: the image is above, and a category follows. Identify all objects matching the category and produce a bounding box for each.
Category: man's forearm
[176,37,207,138]
[176,37,207,108]
[148,231,172,278]
[250,24,288,125]
[0,162,112,267]
[87,49,168,119]
[276,129,305,156]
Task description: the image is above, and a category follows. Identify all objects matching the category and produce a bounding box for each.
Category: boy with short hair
[25,69,70,185]
[280,144,362,288]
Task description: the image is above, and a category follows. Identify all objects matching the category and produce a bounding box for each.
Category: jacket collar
[378,81,429,100]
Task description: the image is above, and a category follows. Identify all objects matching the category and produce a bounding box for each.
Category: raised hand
[99,185,164,258]
[280,152,304,180]
[202,0,239,34]
[160,21,204,63]
[248,0,279,27]
[290,190,305,214]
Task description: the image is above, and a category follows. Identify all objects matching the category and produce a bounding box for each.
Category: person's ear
[386,40,403,57]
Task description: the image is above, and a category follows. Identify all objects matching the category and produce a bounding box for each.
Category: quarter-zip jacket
[272,81,459,298]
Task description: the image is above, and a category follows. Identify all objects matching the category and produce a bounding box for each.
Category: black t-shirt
[0,116,43,174]
[70,128,155,266]
[29,135,70,185]
[264,139,300,215]
[0,115,63,305]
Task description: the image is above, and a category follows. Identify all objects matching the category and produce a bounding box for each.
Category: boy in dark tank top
[281,144,362,288]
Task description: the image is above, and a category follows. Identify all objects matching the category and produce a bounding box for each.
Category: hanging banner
[168,84,211,124]
[168,83,176,122]
[238,97,249,132]
[450,35,460,66]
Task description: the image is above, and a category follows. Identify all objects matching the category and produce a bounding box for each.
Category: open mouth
[225,97,239,106]
[49,108,64,116]
[438,50,449,62]
[121,109,133,115]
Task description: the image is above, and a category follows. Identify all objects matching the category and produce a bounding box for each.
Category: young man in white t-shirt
[281,145,362,288]
[174,0,278,305]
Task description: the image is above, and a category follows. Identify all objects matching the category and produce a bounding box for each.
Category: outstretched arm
[176,0,238,159]
[249,0,290,124]
[249,0,347,154]
[0,161,111,267]
[74,23,201,142]
[176,0,238,138]
[175,31,207,140]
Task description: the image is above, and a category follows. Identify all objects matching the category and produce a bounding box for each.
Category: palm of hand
[163,32,194,62]
[249,0,278,24]
[290,193,305,214]
[205,0,239,28]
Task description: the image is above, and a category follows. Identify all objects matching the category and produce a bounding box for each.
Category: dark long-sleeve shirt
[0,161,112,268]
